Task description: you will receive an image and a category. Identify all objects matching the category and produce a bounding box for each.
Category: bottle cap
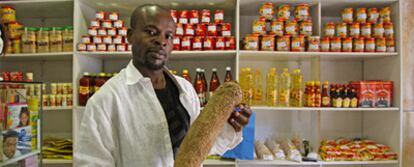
[226,67,231,71]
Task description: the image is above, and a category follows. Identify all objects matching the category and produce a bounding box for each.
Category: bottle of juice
[290,69,303,107]
[245,68,254,106]
[79,72,91,106]
[209,68,220,98]
[279,68,291,107]
[314,81,321,107]
[321,81,331,107]
[224,66,233,82]
[253,69,264,105]
[266,68,278,106]
[182,68,191,82]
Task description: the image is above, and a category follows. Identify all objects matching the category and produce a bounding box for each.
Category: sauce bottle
[79,72,91,106]
[194,68,205,107]
[314,81,321,107]
[343,85,351,108]
[209,68,220,98]
[321,81,331,107]
[351,88,359,108]
[182,68,191,82]
[224,66,233,82]
[335,85,343,108]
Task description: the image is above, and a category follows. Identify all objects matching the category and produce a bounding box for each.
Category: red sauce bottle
[209,68,221,98]
[79,72,91,106]
[224,66,233,82]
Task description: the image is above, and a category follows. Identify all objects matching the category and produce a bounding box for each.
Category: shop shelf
[43,159,73,164]
[0,0,73,19]
[0,150,41,166]
[203,159,235,165]
[237,159,399,165]
[43,106,73,111]
[251,106,400,112]
[77,51,236,60]
[1,52,73,61]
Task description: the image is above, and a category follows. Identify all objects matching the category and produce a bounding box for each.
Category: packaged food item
[12,39,21,53]
[215,37,225,50]
[207,23,217,36]
[113,36,123,44]
[179,10,189,24]
[190,36,202,51]
[97,43,107,51]
[118,27,128,36]
[181,36,192,50]
[330,37,341,52]
[189,10,199,24]
[36,27,50,53]
[324,22,335,37]
[342,37,353,52]
[103,36,112,44]
[107,28,117,36]
[277,5,291,21]
[336,22,347,38]
[21,27,37,53]
[368,8,379,23]
[300,20,312,36]
[321,37,330,52]
[277,35,291,51]
[261,35,275,51]
[307,36,320,51]
[170,10,178,23]
[93,36,102,44]
[365,37,375,52]
[295,3,310,21]
[82,36,91,44]
[255,141,274,160]
[62,26,74,52]
[173,36,180,50]
[1,6,16,23]
[95,11,106,20]
[342,8,353,23]
[285,20,298,36]
[98,28,107,36]
[376,37,386,52]
[214,10,224,23]
[279,138,302,162]
[265,139,286,160]
[201,9,211,23]
[349,22,360,38]
[88,27,98,36]
[176,23,184,36]
[291,35,305,52]
[244,34,259,50]
[107,44,116,52]
[225,36,236,50]
[384,22,394,38]
[260,2,274,20]
[108,12,119,21]
[380,7,391,23]
[116,44,127,52]
[50,27,63,52]
[252,17,267,35]
[77,43,87,51]
[220,23,231,36]
[203,36,214,50]
[184,24,194,36]
[373,23,384,38]
[102,20,112,28]
[270,19,284,36]
[356,8,367,23]
[87,44,96,52]
[353,37,364,52]
[386,38,395,52]
[361,23,372,38]
[8,21,23,39]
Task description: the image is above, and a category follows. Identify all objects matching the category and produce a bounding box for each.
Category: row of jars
[324,22,394,39]
[253,18,313,37]
[43,94,73,107]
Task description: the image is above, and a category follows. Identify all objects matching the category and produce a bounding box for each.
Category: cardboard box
[6,103,29,130]
[2,129,21,161]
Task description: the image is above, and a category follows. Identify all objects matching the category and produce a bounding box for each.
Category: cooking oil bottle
[279,68,291,107]
[266,68,278,106]
[240,68,253,106]
[253,68,264,105]
[290,69,304,107]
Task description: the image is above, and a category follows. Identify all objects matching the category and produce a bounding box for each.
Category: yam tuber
[174,81,242,167]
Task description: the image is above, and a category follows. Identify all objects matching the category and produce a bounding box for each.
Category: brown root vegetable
[174,81,242,167]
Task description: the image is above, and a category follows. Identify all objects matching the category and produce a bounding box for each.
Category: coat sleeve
[74,98,116,166]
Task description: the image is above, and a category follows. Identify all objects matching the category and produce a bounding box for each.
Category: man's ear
[127,28,133,44]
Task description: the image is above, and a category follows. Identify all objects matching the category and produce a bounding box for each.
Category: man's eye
[146,30,156,36]
[166,34,173,40]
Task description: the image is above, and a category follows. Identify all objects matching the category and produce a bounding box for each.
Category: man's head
[3,130,18,159]
[127,4,176,70]
[19,107,30,126]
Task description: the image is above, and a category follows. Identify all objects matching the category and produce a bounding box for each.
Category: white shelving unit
[1,0,402,166]
[0,150,41,166]
[43,159,73,164]
[43,106,73,111]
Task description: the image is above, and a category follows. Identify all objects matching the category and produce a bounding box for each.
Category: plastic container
[365,37,375,52]
[50,27,63,52]
[373,23,384,38]
[21,27,37,53]
[356,8,367,23]
[1,6,16,23]
[279,68,291,107]
[63,26,74,52]
[36,27,50,53]
[361,23,372,38]
[368,8,379,23]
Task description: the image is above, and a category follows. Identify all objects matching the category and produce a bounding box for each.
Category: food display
[42,83,73,108]
[78,72,117,106]
[320,138,398,161]
[43,137,73,160]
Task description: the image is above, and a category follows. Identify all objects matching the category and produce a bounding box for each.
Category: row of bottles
[79,72,117,106]
[306,82,358,108]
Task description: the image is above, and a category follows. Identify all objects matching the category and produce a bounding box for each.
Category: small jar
[0,6,16,23]
[342,8,353,23]
[181,36,191,50]
[376,37,386,52]
[36,27,50,53]
[324,22,335,37]
[300,20,312,36]
[307,36,320,52]
[330,37,341,52]
[21,27,37,53]
[336,22,347,38]
[261,35,275,51]
[291,35,305,52]
[342,37,353,52]
[50,27,63,52]
[384,22,394,38]
[176,23,184,36]
[373,23,384,38]
[12,39,21,53]
[203,36,215,50]
[353,37,365,52]
[380,7,392,23]
[349,22,360,38]
[285,19,298,36]
[368,8,379,23]
[173,36,180,50]
[277,5,291,21]
[321,37,330,52]
[295,3,310,21]
[260,2,275,20]
[356,8,367,23]
[252,17,267,35]
[365,37,376,52]
[8,21,23,39]
[215,36,225,50]
[62,26,74,52]
[270,19,284,36]
[386,38,395,52]
[244,34,259,50]
[277,35,291,51]
[361,23,372,38]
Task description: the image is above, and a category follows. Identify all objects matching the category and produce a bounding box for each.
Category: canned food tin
[179,10,189,24]
[214,10,224,23]
[82,35,91,44]
[87,44,96,52]
[201,9,211,23]
[93,36,103,44]
[192,36,203,50]
[356,8,367,23]
[342,8,354,23]
[96,11,106,20]
[376,37,386,52]
[386,38,395,52]
[307,36,320,52]
[330,37,341,52]
[342,37,353,52]
[225,36,235,50]
[113,36,123,44]
[184,24,195,36]
[173,36,181,50]
[207,23,217,36]
[300,20,312,36]
[203,36,215,50]
[373,23,384,38]
[49,94,56,106]
[368,8,379,23]
[195,24,206,36]
[285,20,298,36]
[295,3,310,21]
[113,20,124,28]
[244,34,259,51]
[324,22,335,37]
[261,35,275,51]
[118,27,128,36]
[336,22,347,38]
[181,36,192,50]
[78,43,87,51]
[98,28,107,36]
[108,28,117,36]
[116,44,127,51]
[361,23,372,38]
[349,22,360,38]
[270,19,284,36]
[215,37,225,50]
[91,20,101,27]
[221,23,231,36]
[171,10,178,23]
[291,35,305,52]
[97,43,107,51]
[260,2,274,20]
[277,35,291,51]
[108,12,119,21]
[252,17,267,35]
[108,44,116,51]
[176,23,184,36]
[353,37,365,52]
[189,10,199,24]
[384,22,394,38]
[88,27,98,36]
[102,20,113,28]
[365,37,375,52]
[277,5,291,21]
[103,36,112,44]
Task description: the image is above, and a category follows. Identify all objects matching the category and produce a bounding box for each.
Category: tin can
[173,36,181,50]
[295,3,310,21]
[107,28,117,36]
[270,19,284,36]
[113,36,123,44]
[56,94,62,106]
[291,35,305,52]
[376,37,386,52]
[189,10,199,24]
[215,37,225,50]
[349,22,360,38]
[49,94,56,106]
[300,20,312,36]
[325,22,335,37]
[192,36,203,50]
[203,36,215,50]
[171,10,178,23]
[244,34,259,51]
[353,37,365,52]
[368,8,379,23]
[260,2,274,20]
[184,24,195,36]
[95,11,106,20]
[201,9,211,23]
[330,37,341,52]
[336,22,347,38]
[98,28,107,36]
[285,19,298,36]
[307,36,320,52]
[51,83,57,95]
[78,44,87,51]
[384,22,394,38]
[207,23,217,36]
[261,35,275,51]
[361,23,372,38]
[87,44,96,52]
[195,24,206,36]
[342,8,354,23]
[221,23,231,36]
[214,10,224,23]
[91,20,101,27]
[365,37,375,52]
[113,20,124,28]
[181,36,192,50]
[342,37,353,52]
[356,8,367,23]
[386,38,395,52]
[81,36,91,44]
[93,36,103,44]
[102,20,113,28]
[118,27,128,36]
[277,35,291,51]
[116,44,127,51]
[225,36,236,50]
[67,94,73,106]
[380,7,391,23]
[108,12,119,21]
[373,23,384,38]
[103,36,112,44]
[176,23,184,36]
[108,44,116,52]
[88,27,98,36]
[252,17,267,35]
[277,5,291,21]
[97,43,107,51]
[179,10,189,24]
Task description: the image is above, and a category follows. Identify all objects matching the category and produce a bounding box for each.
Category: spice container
[330,37,341,52]
[373,23,384,38]
[21,27,37,53]
[300,20,312,36]
[336,22,347,38]
[307,36,320,52]
[386,38,395,52]
[384,22,394,38]
[321,37,330,52]
[179,10,189,24]
[277,35,291,51]
[215,36,225,50]
[244,34,259,50]
[380,7,391,23]
[277,5,291,21]
[368,8,379,23]
[252,17,267,35]
[221,23,231,37]
[203,36,214,50]
[184,24,194,36]
[173,36,180,50]
[353,37,364,52]
[295,3,310,21]
[261,35,275,51]
[201,9,211,23]
[36,27,50,53]
[325,22,335,37]
[181,36,192,50]
[356,8,367,23]
[63,26,73,52]
[342,37,353,52]
[225,36,235,50]
[176,23,184,36]
[270,19,284,36]
[192,36,203,51]
[88,27,98,36]
[207,23,217,36]
[260,2,274,20]
[214,10,224,23]
[285,20,298,36]
[189,10,199,24]
[376,37,386,52]
[365,37,375,52]
[8,21,23,39]
[361,23,372,38]
[349,22,360,38]
[1,6,16,23]
[342,8,353,23]
[12,39,21,53]
[291,35,305,52]
[170,10,178,23]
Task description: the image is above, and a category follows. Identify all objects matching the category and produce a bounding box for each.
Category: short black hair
[19,107,29,117]
[130,4,169,29]
[3,130,18,142]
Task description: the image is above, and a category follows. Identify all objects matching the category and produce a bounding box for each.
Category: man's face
[128,10,176,70]
[4,137,17,158]
[21,113,29,126]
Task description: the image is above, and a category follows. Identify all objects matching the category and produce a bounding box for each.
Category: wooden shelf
[0,150,41,166]
[251,106,400,112]
[43,106,73,111]
[43,159,73,164]
[76,51,236,60]
[1,52,73,61]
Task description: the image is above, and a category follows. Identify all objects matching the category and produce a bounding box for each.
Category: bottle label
[79,86,89,95]
[336,98,343,108]
[351,98,358,107]
[322,96,330,106]
[343,98,351,108]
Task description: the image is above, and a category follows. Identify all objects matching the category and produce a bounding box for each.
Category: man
[75,4,251,166]
[3,130,21,160]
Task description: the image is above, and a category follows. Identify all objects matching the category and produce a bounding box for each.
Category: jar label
[80,86,89,95]
[222,31,231,36]
[186,29,194,35]
[208,25,216,31]
[343,13,352,20]
[202,17,210,23]
[215,13,224,20]
[182,41,190,47]
[325,29,334,36]
[272,25,282,32]
[193,42,202,48]
[190,18,199,24]
[179,18,188,24]
[173,38,180,44]
[248,42,257,49]
[216,42,225,48]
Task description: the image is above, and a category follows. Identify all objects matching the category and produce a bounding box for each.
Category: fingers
[233,112,249,126]
[228,118,243,132]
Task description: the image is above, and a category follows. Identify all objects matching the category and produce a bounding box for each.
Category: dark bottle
[79,72,91,106]
[182,68,191,82]
[321,81,331,107]
[200,69,208,105]
[335,85,343,108]
[209,68,221,98]
[193,68,205,107]
[94,73,107,93]
[342,85,351,108]
[350,88,359,108]
[224,66,233,82]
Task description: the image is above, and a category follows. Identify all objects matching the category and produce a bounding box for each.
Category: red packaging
[225,36,235,50]
[113,36,124,44]
[93,36,103,44]
[189,10,200,24]
[107,44,116,52]
[173,36,181,50]
[103,36,112,44]
[78,43,87,51]
[179,10,189,24]
[88,27,98,36]
[203,36,215,50]
[95,11,106,20]
[108,12,119,21]
[113,20,124,28]
[214,10,224,23]
[2,72,10,81]
[184,24,195,36]
[181,36,192,50]
[215,37,225,50]
[91,20,101,27]
[102,20,113,28]
[351,81,376,107]
[107,28,117,36]
[118,27,128,36]
[87,44,97,52]
[10,72,23,81]
[201,9,211,23]
[195,24,206,36]
[192,36,203,50]
[98,28,107,36]
[116,44,127,51]
[220,23,231,36]
[171,10,178,23]
[97,43,107,51]
[176,23,184,36]
[375,81,393,107]
[207,23,217,36]
[81,35,92,44]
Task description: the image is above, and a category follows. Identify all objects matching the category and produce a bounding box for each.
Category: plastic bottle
[279,68,291,107]
[245,68,254,106]
[266,68,278,106]
[314,81,321,107]
[224,66,233,82]
[291,69,303,107]
[253,69,264,106]
[321,81,331,107]
[182,68,191,82]
[79,72,91,106]
[209,68,221,98]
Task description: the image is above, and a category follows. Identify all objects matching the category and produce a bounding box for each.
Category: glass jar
[8,21,23,39]
[349,22,360,38]
[0,6,16,24]
[295,3,310,21]
[321,37,330,52]
[63,26,74,52]
[277,35,291,51]
[36,27,50,53]
[361,23,372,38]
[336,22,347,38]
[356,8,367,23]
[342,8,353,23]
[384,22,394,39]
[285,19,298,36]
[259,2,274,20]
[50,27,63,52]
[300,20,312,36]
[21,27,37,53]
[270,19,284,36]
[368,8,379,23]
[277,5,291,21]
[380,7,391,23]
[324,22,335,37]
[365,37,376,52]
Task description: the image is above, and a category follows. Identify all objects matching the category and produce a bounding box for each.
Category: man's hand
[228,104,252,132]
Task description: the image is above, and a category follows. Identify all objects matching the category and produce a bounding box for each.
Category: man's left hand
[228,104,252,132]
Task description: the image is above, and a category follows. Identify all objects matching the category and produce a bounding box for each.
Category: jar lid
[25,27,38,31]
[52,27,64,31]
[1,6,15,10]
[64,26,74,30]
[40,27,51,31]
